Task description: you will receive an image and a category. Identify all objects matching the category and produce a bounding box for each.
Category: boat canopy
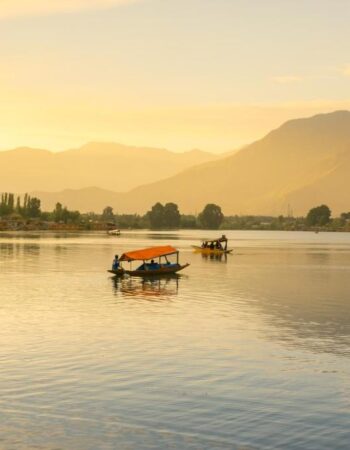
[119,245,178,262]
[201,235,227,243]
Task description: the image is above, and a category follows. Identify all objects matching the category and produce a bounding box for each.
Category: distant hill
[31,111,350,216]
[32,187,122,213]
[0,142,217,193]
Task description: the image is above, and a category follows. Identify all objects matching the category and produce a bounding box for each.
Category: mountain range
[0,142,217,193]
[2,111,350,216]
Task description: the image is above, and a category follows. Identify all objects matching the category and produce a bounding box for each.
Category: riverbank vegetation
[1,193,350,232]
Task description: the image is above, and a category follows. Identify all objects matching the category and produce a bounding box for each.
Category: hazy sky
[1,0,350,152]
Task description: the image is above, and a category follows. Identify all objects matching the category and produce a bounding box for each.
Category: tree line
[0,193,225,229]
[100,202,225,229]
[0,193,41,218]
[0,194,80,224]
[101,203,350,231]
[146,202,224,229]
[1,192,350,231]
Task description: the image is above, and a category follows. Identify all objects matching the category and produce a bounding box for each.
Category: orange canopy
[119,245,178,262]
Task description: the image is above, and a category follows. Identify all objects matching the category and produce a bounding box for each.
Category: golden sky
[0,0,350,152]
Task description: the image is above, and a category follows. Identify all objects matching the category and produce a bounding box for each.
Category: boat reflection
[201,252,228,263]
[111,274,180,299]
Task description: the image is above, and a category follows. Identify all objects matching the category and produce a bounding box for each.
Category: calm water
[1,230,350,450]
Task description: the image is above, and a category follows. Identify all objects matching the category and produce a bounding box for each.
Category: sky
[0,0,350,152]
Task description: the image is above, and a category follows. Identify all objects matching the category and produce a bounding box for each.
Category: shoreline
[1,226,349,233]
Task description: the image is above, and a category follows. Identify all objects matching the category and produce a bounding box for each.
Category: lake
[1,230,350,449]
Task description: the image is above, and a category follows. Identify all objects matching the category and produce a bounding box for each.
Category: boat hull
[108,268,125,276]
[192,245,233,255]
[108,263,189,277]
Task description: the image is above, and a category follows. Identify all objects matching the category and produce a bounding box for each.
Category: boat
[192,234,233,254]
[108,229,121,236]
[108,245,189,277]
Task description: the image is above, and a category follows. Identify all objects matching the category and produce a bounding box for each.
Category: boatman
[112,254,120,270]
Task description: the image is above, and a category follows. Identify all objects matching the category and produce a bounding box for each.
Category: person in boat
[112,255,120,270]
[209,241,215,250]
[220,235,228,250]
[215,241,223,250]
[135,259,159,271]
[149,259,160,269]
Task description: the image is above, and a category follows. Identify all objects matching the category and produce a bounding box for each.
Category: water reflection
[0,242,41,268]
[305,250,331,265]
[111,275,179,299]
[0,231,43,240]
[145,233,181,240]
[1,231,350,450]
[200,253,228,263]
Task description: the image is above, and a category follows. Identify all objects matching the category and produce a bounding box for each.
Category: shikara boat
[107,229,121,236]
[192,235,233,255]
[108,245,189,277]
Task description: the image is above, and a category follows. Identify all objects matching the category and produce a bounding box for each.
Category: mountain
[0,142,217,193]
[32,187,122,213]
[30,111,350,216]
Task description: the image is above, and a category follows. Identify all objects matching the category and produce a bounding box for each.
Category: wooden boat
[108,229,121,236]
[108,245,189,277]
[192,235,233,254]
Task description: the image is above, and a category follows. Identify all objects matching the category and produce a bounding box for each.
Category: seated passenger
[147,259,160,270]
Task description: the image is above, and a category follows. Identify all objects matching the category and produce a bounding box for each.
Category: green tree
[115,214,147,229]
[163,202,181,229]
[22,194,32,217]
[61,208,80,224]
[306,204,331,226]
[198,203,224,229]
[15,196,21,214]
[8,193,14,213]
[52,202,80,224]
[180,214,198,229]
[23,193,29,212]
[147,202,165,229]
[27,197,41,218]
[53,202,63,222]
[3,193,8,211]
[341,212,350,221]
[102,206,115,222]
[0,194,6,216]
[0,192,16,216]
